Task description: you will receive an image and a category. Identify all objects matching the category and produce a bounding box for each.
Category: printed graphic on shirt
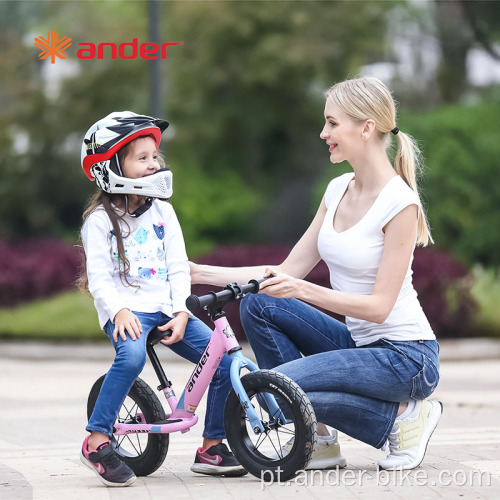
[112,249,129,263]
[110,222,168,283]
[134,227,148,244]
[153,222,166,240]
[138,267,157,280]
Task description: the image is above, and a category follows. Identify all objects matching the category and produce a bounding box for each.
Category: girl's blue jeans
[86,312,231,440]
[240,294,440,449]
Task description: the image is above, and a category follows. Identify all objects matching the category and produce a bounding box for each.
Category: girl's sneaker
[378,400,443,470]
[80,436,136,487]
[190,443,248,477]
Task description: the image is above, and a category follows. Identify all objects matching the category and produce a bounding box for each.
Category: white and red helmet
[81,111,173,199]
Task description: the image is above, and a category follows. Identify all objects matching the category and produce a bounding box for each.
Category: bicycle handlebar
[186,277,271,315]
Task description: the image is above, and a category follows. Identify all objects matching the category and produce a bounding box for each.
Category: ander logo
[34,30,72,64]
[34,31,182,62]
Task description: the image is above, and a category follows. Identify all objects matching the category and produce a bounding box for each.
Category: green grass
[470,265,500,337]
[0,290,105,341]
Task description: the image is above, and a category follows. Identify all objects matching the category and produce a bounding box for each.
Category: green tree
[435,0,500,103]
[400,99,500,267]
[0,0,396,252]
[163,1,394,246]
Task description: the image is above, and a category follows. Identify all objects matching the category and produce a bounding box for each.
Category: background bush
[0,239,480,341]
[0,238,80,307]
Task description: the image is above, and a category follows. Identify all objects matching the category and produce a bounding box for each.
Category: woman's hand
[112,309,142,342]
[158,312,189,345]
[259,268,303,299]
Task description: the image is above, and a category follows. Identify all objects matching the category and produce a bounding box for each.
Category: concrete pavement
[1,340,500,499]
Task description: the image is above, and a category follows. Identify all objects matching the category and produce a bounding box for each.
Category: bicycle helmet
[81,111,173,201]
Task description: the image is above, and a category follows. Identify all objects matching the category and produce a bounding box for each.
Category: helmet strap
[124,195,153,218]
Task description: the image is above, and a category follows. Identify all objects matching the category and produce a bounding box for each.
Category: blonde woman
[190,76,441,471]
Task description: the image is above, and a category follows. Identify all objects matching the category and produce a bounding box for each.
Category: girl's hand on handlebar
[158,312,189,345]
[259,268,301,299]
[113,309,143,343]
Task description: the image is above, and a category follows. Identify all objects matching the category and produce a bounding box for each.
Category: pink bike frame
[112,315,260,436]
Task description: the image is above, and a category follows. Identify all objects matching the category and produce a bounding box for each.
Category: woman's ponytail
[394,131,433,246]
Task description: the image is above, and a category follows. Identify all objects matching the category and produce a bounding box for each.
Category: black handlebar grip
[256,274,275,285]
[186,294,201,315]
[186,277,272,316]
[245,279,261,294]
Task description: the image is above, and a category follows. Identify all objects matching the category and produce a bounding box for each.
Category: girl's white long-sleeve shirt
[81,200,191,329]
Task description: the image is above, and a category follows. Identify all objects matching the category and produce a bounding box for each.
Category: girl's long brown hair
[76,190,134,293]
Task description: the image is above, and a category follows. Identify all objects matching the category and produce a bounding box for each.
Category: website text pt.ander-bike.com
[260,467,492,490]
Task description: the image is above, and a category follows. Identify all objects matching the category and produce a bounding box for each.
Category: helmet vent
[153,174,172,197]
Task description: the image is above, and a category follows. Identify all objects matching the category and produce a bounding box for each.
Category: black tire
[87,375,169,476]
[224,370,317,481]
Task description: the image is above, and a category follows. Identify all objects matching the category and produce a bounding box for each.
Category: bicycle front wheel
[87,375,169,476]
[224,369,317,481]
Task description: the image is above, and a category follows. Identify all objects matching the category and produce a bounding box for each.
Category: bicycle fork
[228,350,289,434]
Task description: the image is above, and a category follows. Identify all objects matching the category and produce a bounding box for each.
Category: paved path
[1,341,499,499]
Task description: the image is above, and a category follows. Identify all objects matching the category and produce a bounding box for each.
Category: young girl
[78,111,245,487]
[190,76,442,471]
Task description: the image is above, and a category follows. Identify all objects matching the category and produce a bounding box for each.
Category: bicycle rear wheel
[87,375,169,476]
[224,369,317,481]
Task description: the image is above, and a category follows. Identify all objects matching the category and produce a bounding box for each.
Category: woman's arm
[261,204,418,324]
[190,197,328,286]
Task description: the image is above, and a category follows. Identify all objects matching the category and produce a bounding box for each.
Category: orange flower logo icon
[34,30,72,64]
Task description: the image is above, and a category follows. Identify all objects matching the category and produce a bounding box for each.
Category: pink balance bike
[86,279,317,480]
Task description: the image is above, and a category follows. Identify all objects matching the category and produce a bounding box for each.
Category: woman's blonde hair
[325,76,433,246]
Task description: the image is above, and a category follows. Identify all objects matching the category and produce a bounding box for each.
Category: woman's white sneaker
[306,430,347,470]
[272,431,347,470]
[378,400,443,470]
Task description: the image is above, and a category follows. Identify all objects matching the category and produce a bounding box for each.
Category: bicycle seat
[147,327,173,346]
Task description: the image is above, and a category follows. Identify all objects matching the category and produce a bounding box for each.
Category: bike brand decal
[187,349,210,392]
[223,326,235,338]
[187,404,197,413]
[236,392,250,411]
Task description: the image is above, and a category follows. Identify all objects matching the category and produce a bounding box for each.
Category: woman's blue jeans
[86,312,231,440]
[240,294,440,449]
